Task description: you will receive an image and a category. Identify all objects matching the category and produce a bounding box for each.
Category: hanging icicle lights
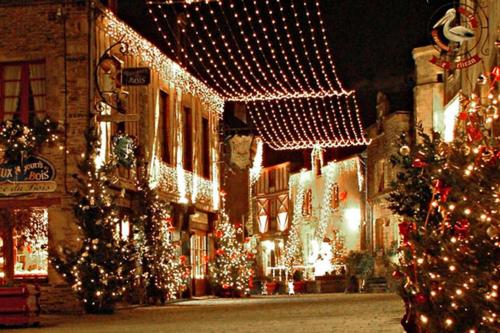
[146,0,369,150]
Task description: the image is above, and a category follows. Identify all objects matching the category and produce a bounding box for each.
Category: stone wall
[0,1,90,312]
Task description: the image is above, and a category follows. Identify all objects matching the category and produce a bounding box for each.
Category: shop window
[14,209,48,278]
[201,117,210,179]
[190,233,207,279]
[302,189,312,216]
[331,183,339,209]
[159,90,171,164]
[0,61,45,126]
[183,107,193,172]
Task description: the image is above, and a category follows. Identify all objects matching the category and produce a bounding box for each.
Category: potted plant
[292,270,306,293]
[345,251,375,292]
[264,276,277,295]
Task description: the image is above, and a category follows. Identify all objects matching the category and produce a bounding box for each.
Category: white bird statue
[433,8,475,44]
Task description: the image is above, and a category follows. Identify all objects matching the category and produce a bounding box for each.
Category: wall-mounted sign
[0,155,56,196]
[122,67,151,85]
[429,1,488,70]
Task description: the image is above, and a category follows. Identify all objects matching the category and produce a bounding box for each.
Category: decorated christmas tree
[135,172,189,303]
[52,122,136,313]
[209,195,253,296]
[389,88,499,332]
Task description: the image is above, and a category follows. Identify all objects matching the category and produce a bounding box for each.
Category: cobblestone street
[3,293,403,333]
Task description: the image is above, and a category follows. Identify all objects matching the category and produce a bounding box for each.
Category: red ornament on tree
[179,255,187,264]
[412,159,428,168]
[222,283,230,290]
[339,191,348,201]
[216,249,224,256]
[398,221,414,244]
[414,292,426,305]
[215,230,224,238]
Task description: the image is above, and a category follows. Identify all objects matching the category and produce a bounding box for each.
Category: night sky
[117,0,450,167]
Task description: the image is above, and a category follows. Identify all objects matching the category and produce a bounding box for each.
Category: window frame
[0,60,46,125]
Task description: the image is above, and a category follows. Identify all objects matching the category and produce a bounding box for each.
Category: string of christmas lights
[146,0,369,150]
[100,9,225,116]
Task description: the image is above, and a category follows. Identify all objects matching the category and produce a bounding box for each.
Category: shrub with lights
[134,172,189,303]
[51,124,136,314]
[389,89,499,332]
[209,197,253,296]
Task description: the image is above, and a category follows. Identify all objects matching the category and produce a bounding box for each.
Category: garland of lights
[249,137,263,185]
[146,1,369,150]
[99,8,224,116]
[284,169,309,270]
[315,159,358,240]
[0,117,61,164]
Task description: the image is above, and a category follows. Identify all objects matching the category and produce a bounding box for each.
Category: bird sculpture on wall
[433,8,475,45]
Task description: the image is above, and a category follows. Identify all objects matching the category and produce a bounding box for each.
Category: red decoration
[246,253,254,259]
[434,180,451,202]
[454,219,470,239]
[244,237,250,243]
[414,292,426,305]
[458,112,468,121]
[392,270,403,280]
[164,217,173,224]
[179,255,187,263]
[168,226,175,232]
[467,126,483,142]
[216,249,224,256]
[398,221,414,244]
[491,66,500,83]
[222,284,230,290]
[411,159,428,168]
[339,191,348,201]
[215,230,224,238]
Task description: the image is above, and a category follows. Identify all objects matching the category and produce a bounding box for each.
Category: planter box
[0,285,40,327]
[265,282,277,295]
[293,281,306,293]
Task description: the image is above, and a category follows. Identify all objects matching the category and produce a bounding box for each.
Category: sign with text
[0,155,57,196]
[122,67,151,85]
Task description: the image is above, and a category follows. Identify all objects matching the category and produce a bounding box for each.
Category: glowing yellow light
[420,315,428,324]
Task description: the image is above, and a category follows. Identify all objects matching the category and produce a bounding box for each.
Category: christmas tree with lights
[209,195,253,296]
[52,123,136,313]
[389,88,499,332]
[135,174,189,303]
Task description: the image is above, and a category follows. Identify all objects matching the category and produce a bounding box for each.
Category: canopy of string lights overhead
[146,0,369,150]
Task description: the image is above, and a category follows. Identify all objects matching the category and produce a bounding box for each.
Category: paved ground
[3,293,404,333]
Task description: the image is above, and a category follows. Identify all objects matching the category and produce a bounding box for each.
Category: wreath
[0,117,60,164]
[112,133,137,168]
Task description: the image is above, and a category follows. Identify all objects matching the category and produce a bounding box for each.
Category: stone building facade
[0,0,222,311]
[366,93,410,256]
[288,153,364,279]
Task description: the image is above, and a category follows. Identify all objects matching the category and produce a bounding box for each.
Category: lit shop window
[14,209,48,278]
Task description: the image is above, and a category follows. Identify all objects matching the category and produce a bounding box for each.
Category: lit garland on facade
[100,9,224,116]
[147,0,369,150]
[155,162,216,207]
[249,137,263,185]
[284,169,309,269]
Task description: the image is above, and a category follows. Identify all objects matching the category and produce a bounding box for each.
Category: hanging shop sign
[0,155,56,196]
[428,1,488,70]
[228,135,254,170]
[122,67,151,85]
